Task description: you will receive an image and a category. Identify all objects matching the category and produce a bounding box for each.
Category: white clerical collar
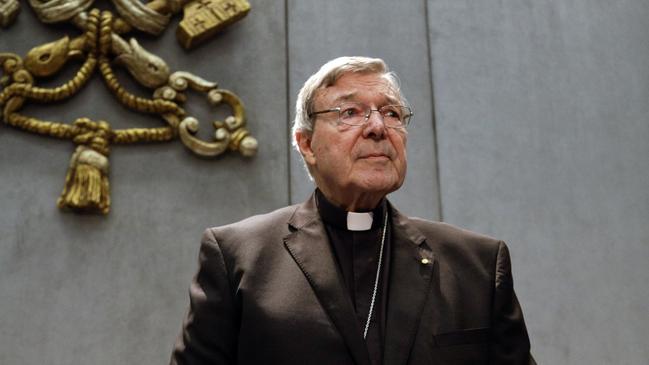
[346,211,374,231]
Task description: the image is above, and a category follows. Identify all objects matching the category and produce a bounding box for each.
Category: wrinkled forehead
[313,72,402,108]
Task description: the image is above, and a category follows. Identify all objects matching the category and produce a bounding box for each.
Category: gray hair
[291,56,406,153]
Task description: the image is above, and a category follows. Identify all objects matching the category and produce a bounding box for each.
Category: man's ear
[295,130,316,165]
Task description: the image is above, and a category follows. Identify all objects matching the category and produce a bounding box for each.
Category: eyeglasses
[308,102,413,128]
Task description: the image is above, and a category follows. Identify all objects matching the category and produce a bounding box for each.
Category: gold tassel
[57,145,110,214]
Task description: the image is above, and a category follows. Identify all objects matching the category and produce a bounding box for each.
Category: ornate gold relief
[0,0,20,28]
[0,2,256,214]
[177,0,251,49]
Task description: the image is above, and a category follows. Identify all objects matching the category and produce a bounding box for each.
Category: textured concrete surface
[0,2,288,364]
[1,1,648,364]
[428,1,649,364]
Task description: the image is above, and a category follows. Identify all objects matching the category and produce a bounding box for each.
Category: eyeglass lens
[338,102,410,127]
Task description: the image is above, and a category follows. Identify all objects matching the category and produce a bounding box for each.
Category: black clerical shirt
[315,190,391,365]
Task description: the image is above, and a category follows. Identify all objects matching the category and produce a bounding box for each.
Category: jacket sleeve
[490,241,536,365]
[170,228,238,365]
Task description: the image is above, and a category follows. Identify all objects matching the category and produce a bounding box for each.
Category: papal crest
[0,0,256,214]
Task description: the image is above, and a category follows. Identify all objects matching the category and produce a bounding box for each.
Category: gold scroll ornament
[0,1,256,215]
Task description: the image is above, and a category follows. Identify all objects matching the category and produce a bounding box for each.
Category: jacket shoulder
[406,217,504,268]
[204,204,298,244]
[409,218,501,246]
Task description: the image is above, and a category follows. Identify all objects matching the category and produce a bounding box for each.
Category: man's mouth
[360,153,390,160]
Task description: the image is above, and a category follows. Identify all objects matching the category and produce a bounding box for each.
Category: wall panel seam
[423,0,443,221]
[285,0,292,206]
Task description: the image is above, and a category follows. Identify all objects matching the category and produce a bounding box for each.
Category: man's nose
[361,110,386,139]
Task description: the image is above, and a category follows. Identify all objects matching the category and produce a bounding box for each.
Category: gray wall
[1,1,647,364]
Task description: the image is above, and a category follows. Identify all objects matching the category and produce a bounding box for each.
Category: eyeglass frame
[307,102,414,128]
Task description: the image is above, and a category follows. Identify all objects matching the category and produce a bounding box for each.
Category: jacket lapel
[283,196,371,365]
[383,206,436,365]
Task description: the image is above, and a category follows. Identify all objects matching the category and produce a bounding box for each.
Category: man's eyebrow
[331,92,401,105]
[331,92,357,104]
[384,94,400,104]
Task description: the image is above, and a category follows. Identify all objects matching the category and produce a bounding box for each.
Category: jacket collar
[384,203,436,365]
[284,194,370,365]
[284,194,435,365]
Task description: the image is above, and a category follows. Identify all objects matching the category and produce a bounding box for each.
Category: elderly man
[170,56,535,365]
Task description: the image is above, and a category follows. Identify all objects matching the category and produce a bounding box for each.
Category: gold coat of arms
[0,0,256,214]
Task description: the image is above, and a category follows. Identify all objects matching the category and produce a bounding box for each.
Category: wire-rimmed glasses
[308,102,413,128]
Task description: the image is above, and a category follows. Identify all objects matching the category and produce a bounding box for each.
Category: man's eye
[382,107,401,119]
[341,107,363,118]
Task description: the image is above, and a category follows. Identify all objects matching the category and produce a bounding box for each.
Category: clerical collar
[315,189,385,231]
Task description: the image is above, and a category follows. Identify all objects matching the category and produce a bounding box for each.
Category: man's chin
[353,177,401,196]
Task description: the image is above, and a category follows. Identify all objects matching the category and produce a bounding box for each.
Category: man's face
[296,72,408,210]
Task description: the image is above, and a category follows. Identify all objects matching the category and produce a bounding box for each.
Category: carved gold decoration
[1,2,256,214]
[0,0,20,28]
[58,119,112,214]
[177,0,251,49]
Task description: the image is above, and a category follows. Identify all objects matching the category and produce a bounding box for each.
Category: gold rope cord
[0,1,256,214]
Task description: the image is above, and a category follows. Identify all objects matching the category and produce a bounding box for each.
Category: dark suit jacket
[170,196,535,365]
